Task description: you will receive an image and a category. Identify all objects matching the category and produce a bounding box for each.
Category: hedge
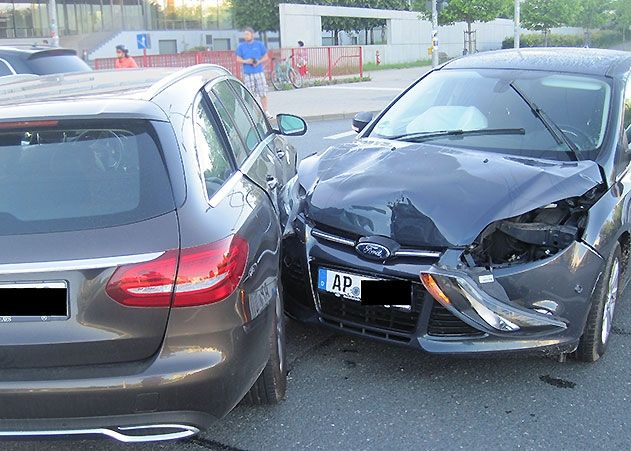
[502,30,624,49]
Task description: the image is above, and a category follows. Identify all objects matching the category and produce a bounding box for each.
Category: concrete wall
[280,3,586,63]
[88,30,241,59]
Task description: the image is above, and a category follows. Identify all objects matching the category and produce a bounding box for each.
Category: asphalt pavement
[4,119,631,450]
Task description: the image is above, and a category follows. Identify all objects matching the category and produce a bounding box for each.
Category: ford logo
[355,242,391,261]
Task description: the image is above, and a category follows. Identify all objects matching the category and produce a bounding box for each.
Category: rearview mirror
[352,112,374,133]
[275,114,307,136]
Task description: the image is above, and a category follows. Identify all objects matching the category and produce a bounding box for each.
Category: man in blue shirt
[236,27,271,118]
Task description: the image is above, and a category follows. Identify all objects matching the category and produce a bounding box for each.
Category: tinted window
[625,78,631,132]
[24,54,91,75]
[624,78,631,150]
[209,90,250,165]
[212,81,262,154]
[193,95,234,199]
[228,79,271,138]
[0,120,174,235]
[0,60,13,77]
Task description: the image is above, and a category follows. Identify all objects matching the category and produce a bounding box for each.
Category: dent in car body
[298,139,602,249]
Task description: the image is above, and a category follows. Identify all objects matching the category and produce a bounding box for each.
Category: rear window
[25,54,91,75]
[0,120,175,235]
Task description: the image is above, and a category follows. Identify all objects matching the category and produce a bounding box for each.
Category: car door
[206,78,288,211]
[226,79,297,184]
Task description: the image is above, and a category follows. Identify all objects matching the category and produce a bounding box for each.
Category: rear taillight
[106,236,249,308]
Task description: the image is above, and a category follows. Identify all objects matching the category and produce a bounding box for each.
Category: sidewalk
[268,66,430,121]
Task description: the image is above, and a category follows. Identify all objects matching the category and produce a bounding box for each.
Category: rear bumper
[0,295,275,439]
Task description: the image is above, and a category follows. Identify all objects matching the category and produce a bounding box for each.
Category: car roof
[0,64,232,122]
[0,45,77,56]
[443,48,631,77]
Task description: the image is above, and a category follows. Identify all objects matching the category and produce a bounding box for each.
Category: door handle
[266,176,279,190]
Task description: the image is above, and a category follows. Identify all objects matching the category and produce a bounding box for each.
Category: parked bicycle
[271,57,303,90]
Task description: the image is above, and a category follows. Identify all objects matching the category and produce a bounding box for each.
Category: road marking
[310,86,402,92]
[324,130,356,140]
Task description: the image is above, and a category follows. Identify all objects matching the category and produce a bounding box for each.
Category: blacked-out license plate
[0,281,68,320]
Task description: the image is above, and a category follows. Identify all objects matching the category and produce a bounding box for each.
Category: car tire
[574,242,623,362]
[244,293,287,404]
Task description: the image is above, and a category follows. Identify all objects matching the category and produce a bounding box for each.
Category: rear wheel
[271,70,283,91]
[244,293,286,404]
[574,243,622,362]
[289,68,303,89]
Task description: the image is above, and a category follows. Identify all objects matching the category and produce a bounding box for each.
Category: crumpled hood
[298,139,603,248]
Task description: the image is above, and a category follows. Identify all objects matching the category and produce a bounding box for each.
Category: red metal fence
[94,46,363,82]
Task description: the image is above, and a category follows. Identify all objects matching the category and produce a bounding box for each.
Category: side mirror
[352,112,374,133]
[275,114,307,136]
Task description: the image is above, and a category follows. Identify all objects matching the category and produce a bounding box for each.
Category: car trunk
[0,214,179,368]
[0,118,179,368]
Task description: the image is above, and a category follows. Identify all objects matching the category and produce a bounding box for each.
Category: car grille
[427,302,484,337]
[314,266,423,343]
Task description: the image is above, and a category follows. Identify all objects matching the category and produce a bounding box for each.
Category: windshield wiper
[509,82,581,161]
[387,128,525,142]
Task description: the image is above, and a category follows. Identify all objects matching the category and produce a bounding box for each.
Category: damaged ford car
[281,48,631,361]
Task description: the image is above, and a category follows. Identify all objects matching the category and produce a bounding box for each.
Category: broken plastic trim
[468,188,604,268]
[421,267,567,334]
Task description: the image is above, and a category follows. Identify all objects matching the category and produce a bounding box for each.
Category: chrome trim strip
[395,250,442,258]
[311,228,442,258]
[207,170,243,208]
[311,229,356,247]
[0,252,164,275]
[0,424,199,443]
[239,134,276,174]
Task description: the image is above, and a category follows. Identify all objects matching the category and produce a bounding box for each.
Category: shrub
[502,30,624,49]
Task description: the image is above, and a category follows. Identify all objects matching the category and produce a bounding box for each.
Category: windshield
[0,120,174,235]
[25,54,91,75]
[370,69,612,160]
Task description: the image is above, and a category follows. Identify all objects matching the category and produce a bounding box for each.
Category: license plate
[317,268,376,300]
[0,281,68,321]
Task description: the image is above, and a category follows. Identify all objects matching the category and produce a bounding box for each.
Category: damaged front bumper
[282,216,605,355]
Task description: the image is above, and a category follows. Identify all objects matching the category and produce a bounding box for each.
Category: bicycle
[271,57,303,90]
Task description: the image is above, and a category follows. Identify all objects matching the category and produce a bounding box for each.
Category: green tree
[231,0,281,41]
[572,0,614,46]
[436,0,510,53]
[613,0,631,42]
[521,0,577,46]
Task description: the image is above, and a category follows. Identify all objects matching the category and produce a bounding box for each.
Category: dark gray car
[282,48,631,362]
[0,65,305,441]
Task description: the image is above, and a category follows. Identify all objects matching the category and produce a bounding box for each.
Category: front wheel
[271,71,283,91]
[244,293,287,404]
[574,242,623,362]
[289,67,303,89]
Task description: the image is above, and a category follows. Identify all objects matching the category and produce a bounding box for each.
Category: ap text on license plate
[317,268,378,300]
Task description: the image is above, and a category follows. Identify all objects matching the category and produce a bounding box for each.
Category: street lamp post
[514,0,521,49]
[48,0,59,47]
[431,0,438,68]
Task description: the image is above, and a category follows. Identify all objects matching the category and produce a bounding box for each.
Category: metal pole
[431,0,438,68]
[48,0,59,47]
[514,0,521,49]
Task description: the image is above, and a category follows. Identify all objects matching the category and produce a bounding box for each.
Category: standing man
[236,27,272,118]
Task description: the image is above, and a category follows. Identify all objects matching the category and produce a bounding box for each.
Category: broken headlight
[468,189,602,268]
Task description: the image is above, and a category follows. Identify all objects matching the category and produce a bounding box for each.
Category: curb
[300,111,380,123]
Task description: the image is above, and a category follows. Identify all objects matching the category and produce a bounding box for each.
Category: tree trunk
[467,22,473,54]
[370,27,374,45]
[261,31,268,47]
[544,29,549,47]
